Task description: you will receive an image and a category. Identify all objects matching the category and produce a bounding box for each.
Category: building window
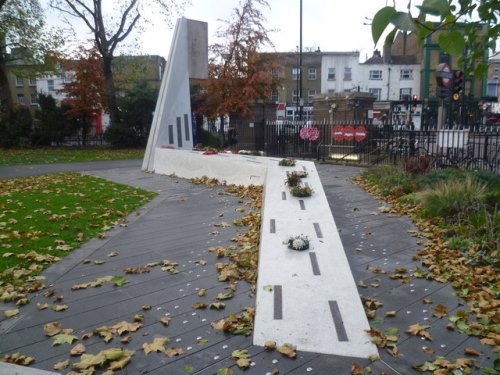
[63,72,72,83]
[369,70,382,80]
[400,69,413,80]
[308,68,316,80]
[292,68,300,80]
[344,67,352,81]
[30,93,38,105]
[47,80,55,92]
[271,68,280,78]
[271,90,279,102]
[29,78,37,86]
[327,68,336,80]
[327,89,335,94]
[308,89,316,102]
[16,76,24,87]
[17,94,25,104]
[369,88,382,101]
[292,89,299,103]
[400,88,412,101]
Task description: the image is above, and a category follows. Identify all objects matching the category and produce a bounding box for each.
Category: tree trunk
[0,54,13,116]
[219,114,226,148]
[102,55,120,126]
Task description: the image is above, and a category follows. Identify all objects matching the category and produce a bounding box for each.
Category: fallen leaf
[231,349,250,369]
[53,359,70,370]
[164,347,185,357]
[385,311,397,317]
[1,352,34,366]
[432,304,448,319]
[50,304,69,312]
[192,302,208,309]
[44,322,62,337]
[351,362,364,375]
[406,324,432,341]
[70,343,86,356]
[160,317,171,326]
[120,336,131,344]
[142,305,152,311]
[107,251,119,257]
[37,303,49,310]
[277,343,296,358]
[143,337,169,355]
[197,338,209,345]
[216,292,234,300]
[4,309,19,318]
[464,347,482,356]
[209,302,226,310]
[112,275,129,287]
[197,288,207,297]
[264,340,276,350]
[52,333,78,346]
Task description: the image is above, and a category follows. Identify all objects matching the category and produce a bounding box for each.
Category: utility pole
[299,0,303,121]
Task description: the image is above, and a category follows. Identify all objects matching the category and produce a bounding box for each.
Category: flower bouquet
[284,234,310,251]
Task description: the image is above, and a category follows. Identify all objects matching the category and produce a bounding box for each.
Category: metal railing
[264,120,500,173]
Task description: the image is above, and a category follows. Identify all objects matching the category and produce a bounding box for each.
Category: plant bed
[278,158,296,167]
[290,184,313,197]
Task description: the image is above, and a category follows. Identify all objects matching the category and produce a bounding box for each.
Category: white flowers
[284,234,310,251]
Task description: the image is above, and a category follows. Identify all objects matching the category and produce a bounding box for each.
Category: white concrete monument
[142,18,208,171]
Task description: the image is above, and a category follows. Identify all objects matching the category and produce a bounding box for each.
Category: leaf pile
[355,173,499,348]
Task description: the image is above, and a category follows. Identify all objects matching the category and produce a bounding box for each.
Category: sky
[42,0,402,62]
[139,0,392,62]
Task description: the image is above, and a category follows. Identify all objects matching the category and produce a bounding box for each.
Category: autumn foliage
[197,0,281,121]
[60,46,107,139]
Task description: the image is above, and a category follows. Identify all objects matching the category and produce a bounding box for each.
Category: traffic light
[452,70,464,101]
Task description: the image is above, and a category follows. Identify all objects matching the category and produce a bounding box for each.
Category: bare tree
[49,0,186,127]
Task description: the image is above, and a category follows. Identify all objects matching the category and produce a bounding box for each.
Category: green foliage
[416,176,487,219]
[195,128,220,148]
[104,124,142,148]
[0,105,33,148]
[372,0,498,77]
[118,80,158,147]
[31,93,71,146]
[362,165,414,197]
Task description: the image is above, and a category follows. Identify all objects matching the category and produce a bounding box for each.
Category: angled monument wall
[142,18,208,171]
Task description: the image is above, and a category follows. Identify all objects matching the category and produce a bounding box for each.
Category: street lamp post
[299,0,303,121]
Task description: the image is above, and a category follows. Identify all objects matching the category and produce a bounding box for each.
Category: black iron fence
[264,120,500,174]
[52,135,107,147]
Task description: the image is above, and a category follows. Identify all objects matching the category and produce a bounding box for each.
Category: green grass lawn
[0,173,156,287]
[0,148,145,166]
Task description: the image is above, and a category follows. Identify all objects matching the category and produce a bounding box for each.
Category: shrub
[290,184,313,197]
[104,124,142,148]
[279,158,296,166]
[401,155,432,175]
[196,128,220,148]
[362,165,414,197]
[416,176,487,221]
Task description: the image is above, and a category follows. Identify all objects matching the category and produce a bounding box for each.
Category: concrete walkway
[0,160,494,374]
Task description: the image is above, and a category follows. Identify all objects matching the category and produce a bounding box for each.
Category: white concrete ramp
[253,159,377,357]
[148,149,377,358]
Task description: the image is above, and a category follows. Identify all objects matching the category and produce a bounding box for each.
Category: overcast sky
[44,0,407,62]
[139,0,393,62]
